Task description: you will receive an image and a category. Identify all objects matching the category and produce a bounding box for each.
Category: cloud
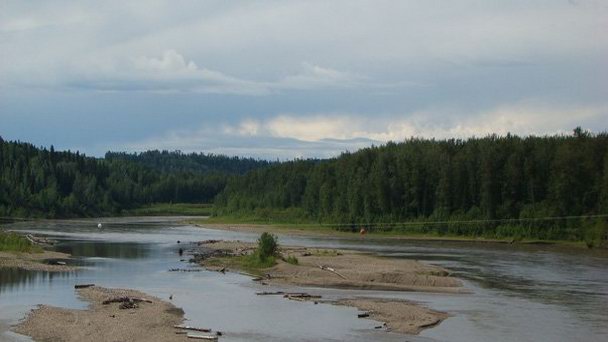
[120,125,376,160]
[37,50,375,94]
[116,101,607,159]
[232,102,608,143]
[278,62,363,89]
[133,49,198,73]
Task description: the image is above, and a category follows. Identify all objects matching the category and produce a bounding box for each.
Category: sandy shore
[0,250,76,272]
[12,286,198,342]
[195,240,461,334]
[335,297,448,334]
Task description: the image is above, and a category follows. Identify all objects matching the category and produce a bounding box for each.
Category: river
[1,217,607,342]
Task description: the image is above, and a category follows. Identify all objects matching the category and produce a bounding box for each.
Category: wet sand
[0,250,75,272]
[13,286,192,342]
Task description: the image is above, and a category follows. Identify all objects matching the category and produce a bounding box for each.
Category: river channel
[1,217,607,341]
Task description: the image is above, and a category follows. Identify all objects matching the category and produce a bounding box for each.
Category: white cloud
[133,49,198,73]
[224,102,608,143]
[118,101,606,159]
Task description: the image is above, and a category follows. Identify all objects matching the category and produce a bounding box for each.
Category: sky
[1,0,607,159]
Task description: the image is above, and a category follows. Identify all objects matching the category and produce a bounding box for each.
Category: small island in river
[13,286,197,342]
[193,237,462,334]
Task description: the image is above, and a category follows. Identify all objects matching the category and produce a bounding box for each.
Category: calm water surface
[1,217,607,342]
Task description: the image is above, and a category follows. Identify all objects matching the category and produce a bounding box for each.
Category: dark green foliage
[105,150,270,174]
[0,139,266,218]
[257,232,278,260]
[215,130,608,241]
[583,219,608,248]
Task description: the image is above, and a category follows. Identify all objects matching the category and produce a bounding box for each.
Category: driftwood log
[256,291,285,296]
[318,264,347,279]
[186,333,218,340]
[74,284,95,289]
[283,293,322,299]
[169,268,202,272]
[102,296,153,305]
[174,325,211,333]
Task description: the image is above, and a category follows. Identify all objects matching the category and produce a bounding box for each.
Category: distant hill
[104,150,271,175]
[0,138,269,218]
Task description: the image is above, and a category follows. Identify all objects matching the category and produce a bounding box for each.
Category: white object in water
[97,223,102,229]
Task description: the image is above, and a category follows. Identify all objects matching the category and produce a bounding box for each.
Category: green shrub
[285,255,299,265]
[257,232,278,260]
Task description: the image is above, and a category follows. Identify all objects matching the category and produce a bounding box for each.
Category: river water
[1,217,607,342]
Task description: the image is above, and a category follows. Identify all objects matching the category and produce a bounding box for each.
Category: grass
[126,203,213,216]
[207,254,276,275]
[0,231,43,253]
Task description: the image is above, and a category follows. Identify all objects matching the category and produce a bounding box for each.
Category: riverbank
[0,250,75,272]
[190,220,592,248]
[12,286,195,342]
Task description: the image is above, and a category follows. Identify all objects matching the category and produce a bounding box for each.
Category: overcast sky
[1,0,607,159]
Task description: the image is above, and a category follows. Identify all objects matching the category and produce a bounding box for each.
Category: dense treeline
[0,138,266,218]
[105,150,270,174]
[215,129,608,242]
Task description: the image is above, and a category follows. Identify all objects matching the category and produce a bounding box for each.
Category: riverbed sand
[12,286,192,342]
[196,240,459,335]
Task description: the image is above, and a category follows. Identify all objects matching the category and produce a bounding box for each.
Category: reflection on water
[54,240,151,259]
[0,268,74,294]
[1,217,608,342]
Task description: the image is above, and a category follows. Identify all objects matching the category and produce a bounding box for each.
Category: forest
[0,138,268,218]
[214,129,608,242]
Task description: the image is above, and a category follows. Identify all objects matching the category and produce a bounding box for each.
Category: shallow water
[1,217,607,342]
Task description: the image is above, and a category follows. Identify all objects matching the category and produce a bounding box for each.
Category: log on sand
[317,264,347,279]
[102,296,153,305]
[186,333,218,340]
[173,325,211,333]
[255,291,285,296]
